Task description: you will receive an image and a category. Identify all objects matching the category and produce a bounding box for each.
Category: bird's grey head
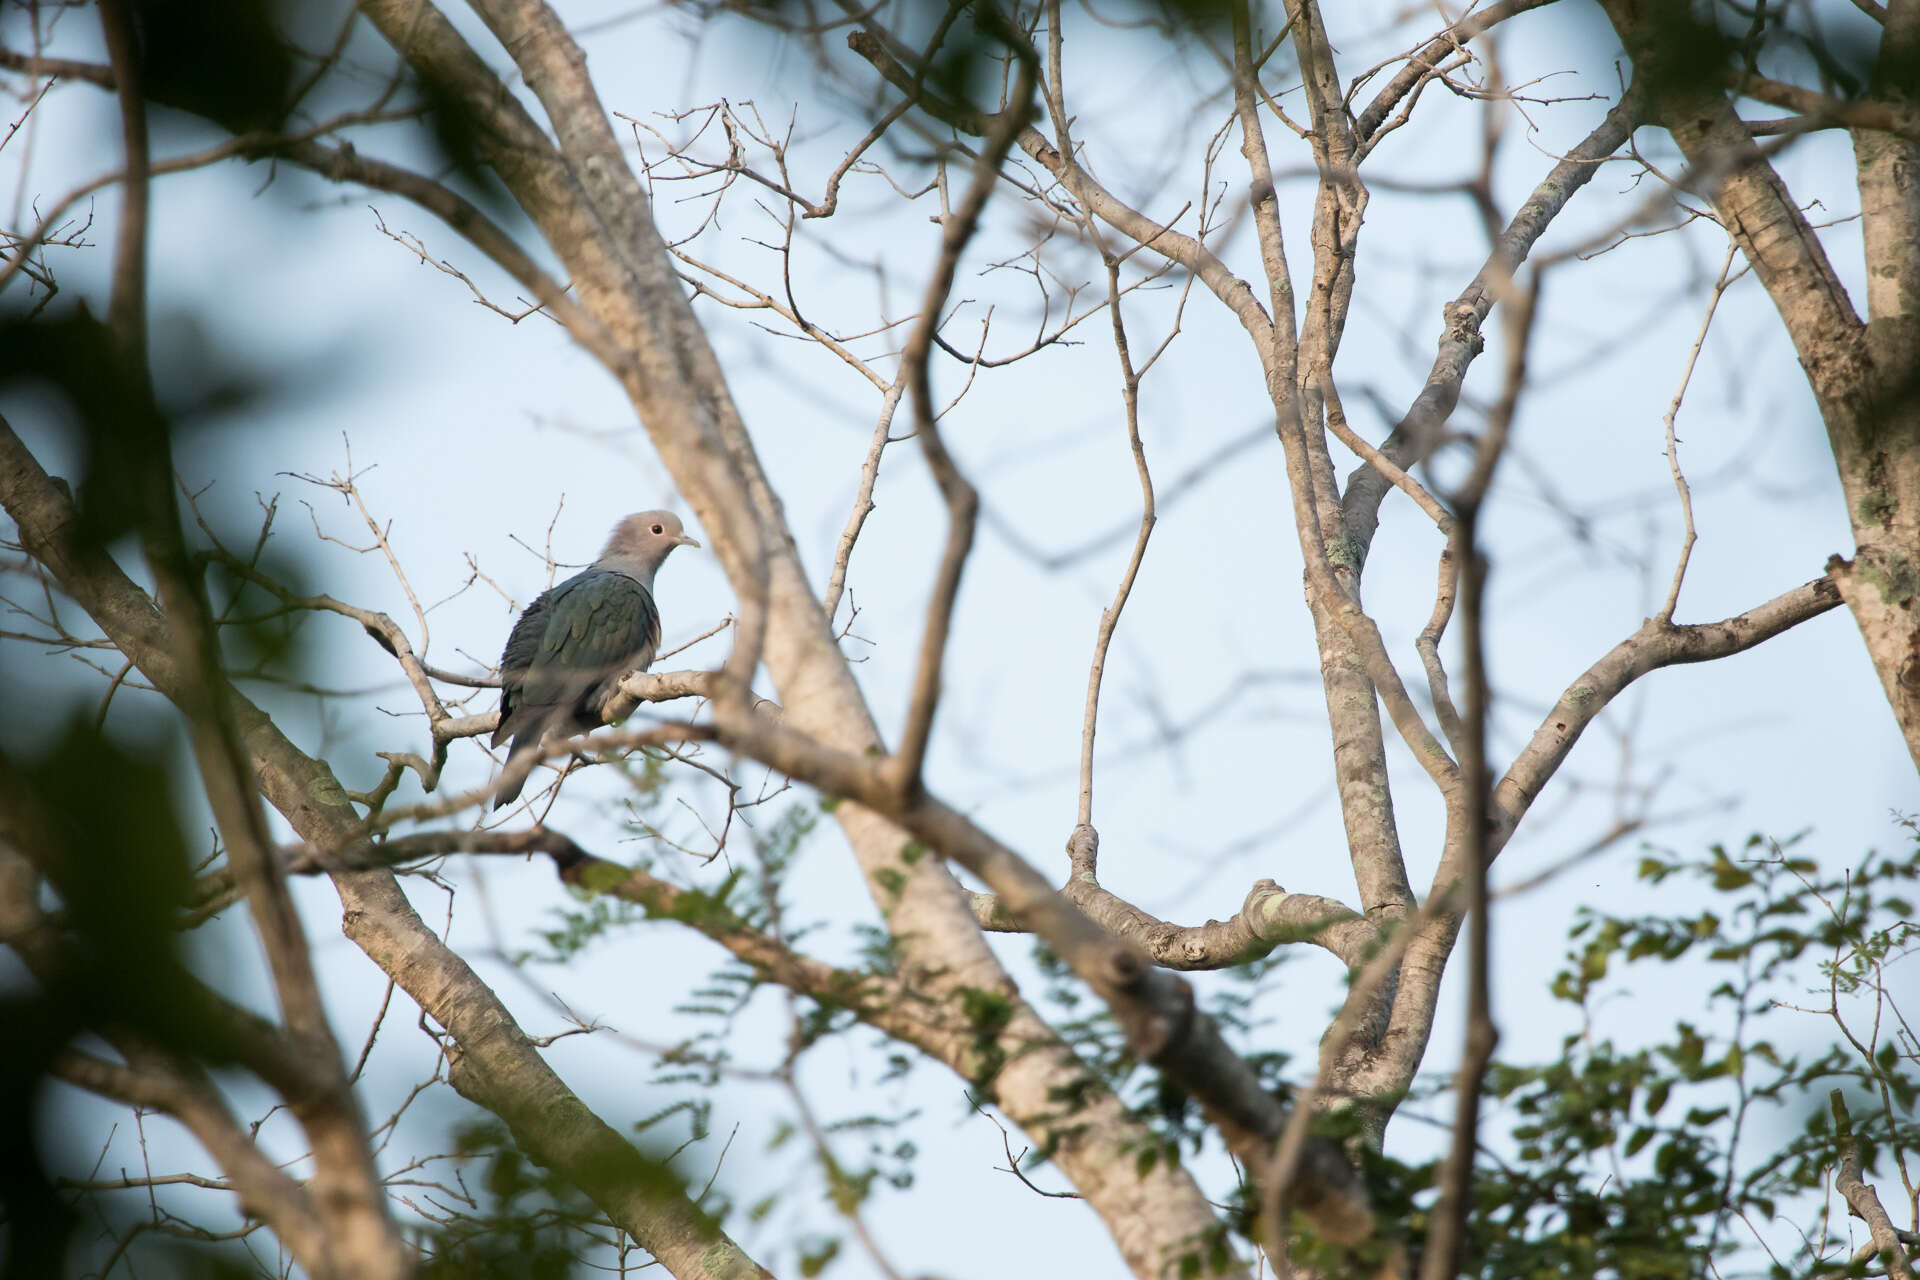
[599,510,701,578]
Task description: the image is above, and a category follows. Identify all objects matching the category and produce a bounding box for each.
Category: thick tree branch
[969,869,1378,970]
[1830,1090,1917,1277]
[1354,0,1559,149]
[276,824,935,1040]
[0,47,115,87]
[1497,574,1842,831]
[1350,573,1843,1114]
[703,712,1381,1246]
[1838,0,1920,774]
[1237,1,1441,955]
[1343,83,1643,562]
[1732,69,1920,144]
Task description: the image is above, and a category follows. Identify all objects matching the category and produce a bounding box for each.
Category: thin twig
[888,42,1037,793]
[1076,255,1156,829]
[1655,240,1739,623]
[823,376,906,622]
[1420,272,1542,1280]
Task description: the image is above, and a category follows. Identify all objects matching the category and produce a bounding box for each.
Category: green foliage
[522,893,647,966]
[0,312,169,551]
[872,866,907,899]
[852,921,902,974]
[415,1120,600,1279]
[1315,824,1920,1279]
[412,1106,710,1275]
[956,985,1015,1091]
[516,762,676,967]
[0,297,322,701]
[797,1235,840,1276]
[405,68,519,216]
[764,0,1232,129]
[741,803,820,930]
[1544,1,1887,116]
[118,0,515,214]
[519,800,932,1265]
[13,718,202,1031]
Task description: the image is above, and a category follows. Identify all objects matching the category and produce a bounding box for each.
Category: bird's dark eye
[651,523,664,535]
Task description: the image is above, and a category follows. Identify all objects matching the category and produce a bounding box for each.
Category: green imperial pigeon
[491,511,700,807]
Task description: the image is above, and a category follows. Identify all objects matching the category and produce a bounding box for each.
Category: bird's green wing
[494,588,552,747]
[523,569,661,718]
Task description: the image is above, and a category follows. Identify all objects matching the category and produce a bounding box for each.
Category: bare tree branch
[1830,1090,1917,1277]
[845,26,1277,339]
[1343,83,1644,561]
[1354,0,1560,149]
[890,47,1036,794]
[968,869,1378,970]
[1075,255,1156,828]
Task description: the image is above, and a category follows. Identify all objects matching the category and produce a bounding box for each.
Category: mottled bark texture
[971,872,1380,970]
[1602,0,1920,773]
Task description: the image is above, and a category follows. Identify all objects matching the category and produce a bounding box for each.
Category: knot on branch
[1242,877,1286,921]
[1440,299,1483,354]
[1066,823,1099,879]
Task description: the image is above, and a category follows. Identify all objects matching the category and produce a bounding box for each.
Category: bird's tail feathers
[492,736,542,810]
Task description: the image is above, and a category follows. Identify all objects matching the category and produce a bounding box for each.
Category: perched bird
[491,511,700,808]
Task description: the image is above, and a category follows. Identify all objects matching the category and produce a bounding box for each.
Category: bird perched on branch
[491,511,700,808]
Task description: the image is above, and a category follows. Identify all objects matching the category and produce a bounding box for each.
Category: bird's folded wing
[493,587,555,748]
[528,570,662,724]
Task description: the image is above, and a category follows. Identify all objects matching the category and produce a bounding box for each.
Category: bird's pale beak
[677,534,702,549]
